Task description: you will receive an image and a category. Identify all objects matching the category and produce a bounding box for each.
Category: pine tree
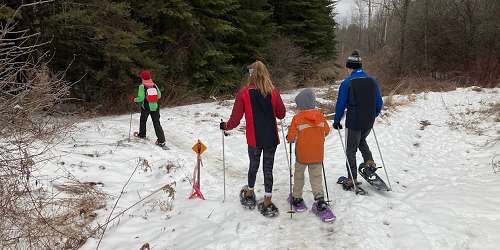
[271,0,337,60]
[228,0,275,66]
[188,0,240,94]
[39,1,154,108]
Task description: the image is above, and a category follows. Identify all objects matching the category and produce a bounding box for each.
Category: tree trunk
[368,0,372,54]
[398,0,410,75]
[424,0,429,73]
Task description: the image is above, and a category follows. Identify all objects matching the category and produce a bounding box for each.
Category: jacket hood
[299,109,324,124]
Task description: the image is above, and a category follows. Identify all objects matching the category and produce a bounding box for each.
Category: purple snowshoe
[311,199,336,223]
[287,194,307,212]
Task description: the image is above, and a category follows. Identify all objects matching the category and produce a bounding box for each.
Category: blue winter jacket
[334,69,383,130]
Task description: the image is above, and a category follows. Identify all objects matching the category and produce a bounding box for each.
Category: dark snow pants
[247,145,277,197]
[345,128,374,179]
[138,108,165,143]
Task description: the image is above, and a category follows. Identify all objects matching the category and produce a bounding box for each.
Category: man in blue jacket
[333,50,383,188]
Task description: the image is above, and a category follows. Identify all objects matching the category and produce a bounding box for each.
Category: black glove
[220,121,226,130]
[332,122,343,130]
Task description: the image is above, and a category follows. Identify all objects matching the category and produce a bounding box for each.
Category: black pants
[248,145,277,196]
[138,109,165,143]
[345,128,373,179]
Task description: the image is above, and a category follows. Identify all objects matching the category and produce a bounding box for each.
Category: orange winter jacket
[286,110,330,164]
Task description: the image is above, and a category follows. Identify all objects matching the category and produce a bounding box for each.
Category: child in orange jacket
[286,88,331,213]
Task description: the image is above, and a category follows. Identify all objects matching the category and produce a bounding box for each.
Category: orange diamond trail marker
[189,140,206,200]
[192,140,207,155]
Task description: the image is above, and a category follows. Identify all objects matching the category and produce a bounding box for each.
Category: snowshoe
[155,140,170,150]
[337,176,367,195]
[287,194,307,212]
[311,198,336,223]
[239,185,256,209]
[133,131,146,139]
[257,199,279,218]
[336,176,362,185]
[358,163,389,191]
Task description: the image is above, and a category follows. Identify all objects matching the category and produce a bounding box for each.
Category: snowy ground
[40,87,499,250]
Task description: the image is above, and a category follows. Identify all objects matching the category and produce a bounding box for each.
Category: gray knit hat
[295,88,316,110]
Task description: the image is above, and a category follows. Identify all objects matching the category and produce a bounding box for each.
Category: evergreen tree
[2,0,340,111]
[271,0,337,60]
[40,1,154,107]
[189,0,240,94]
[228,0,275,66]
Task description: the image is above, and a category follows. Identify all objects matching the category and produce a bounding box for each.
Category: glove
[219,121,226,130]
[332,122,343,130]
[129,96,136,103]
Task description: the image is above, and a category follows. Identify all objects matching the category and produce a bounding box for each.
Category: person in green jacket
[129,70,166,147]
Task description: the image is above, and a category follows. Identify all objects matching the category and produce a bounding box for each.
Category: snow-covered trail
[41,87,499,250]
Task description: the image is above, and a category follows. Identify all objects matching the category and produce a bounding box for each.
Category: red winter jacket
[225,84,286,147]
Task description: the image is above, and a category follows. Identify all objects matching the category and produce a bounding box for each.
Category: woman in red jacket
[220,60,286,217]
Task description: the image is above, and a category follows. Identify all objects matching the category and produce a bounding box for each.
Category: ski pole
[279,121,294,218]
[321,162,331,203]
[128,107,133,142]
[221,121,226,202]
[289,142,294,217]
[337,129,361,194]
[371,128,392,191]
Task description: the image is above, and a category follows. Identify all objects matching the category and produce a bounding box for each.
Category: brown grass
[445,99,500,137]
[316,86,338,116]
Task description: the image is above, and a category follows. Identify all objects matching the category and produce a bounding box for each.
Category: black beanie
[346,50,362,69]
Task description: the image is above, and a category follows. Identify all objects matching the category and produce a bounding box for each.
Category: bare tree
[389,0,411,74]
[0,2,105,249]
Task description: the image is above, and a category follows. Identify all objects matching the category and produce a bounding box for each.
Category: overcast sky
[335,0,354,25]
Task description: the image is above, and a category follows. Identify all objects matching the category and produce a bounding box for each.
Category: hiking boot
[360,161,378,177]
[244,188,255,199]
[287,194,307,212]
[134,132,146,139]
[239,186,256,209]
[156,140,166,147]
[365,160,376,168]
[315,197,329,212]
[259,196,279,217]
[263,196,272,207]
[345,177,360,188]
[312,197,336,222]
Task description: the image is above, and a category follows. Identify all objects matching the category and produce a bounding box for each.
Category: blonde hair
[248,60,274,96]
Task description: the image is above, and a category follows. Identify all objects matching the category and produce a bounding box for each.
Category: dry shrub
[263,36,313,89]
[0,3,104,249]
[159,161,180,174]
[304,61,340,87]
[146,182,176,213]
[139,243,151,250]
[398,77,457,95]
[317,101,335,116]
[142,159,153,172]
[317,86,338,117]
[483,101,500,121]
[383,95,410,112]
[320,86,339,101]
[445,98,500,137]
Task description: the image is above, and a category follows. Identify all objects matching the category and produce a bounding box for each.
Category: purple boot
[287,194,307,212]
[311,198,336,222]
